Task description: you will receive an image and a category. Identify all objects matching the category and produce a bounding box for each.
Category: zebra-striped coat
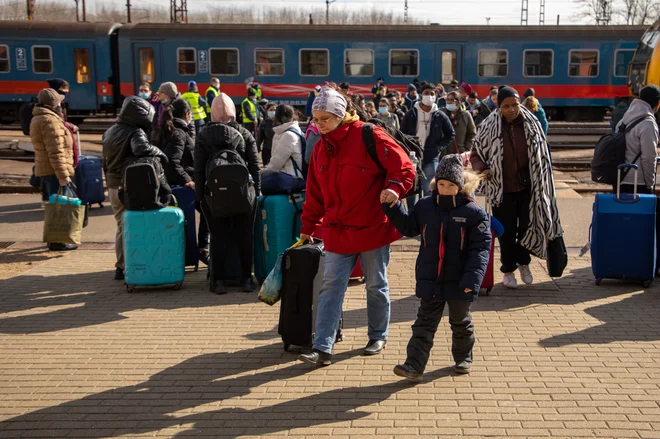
[472,106,563,259]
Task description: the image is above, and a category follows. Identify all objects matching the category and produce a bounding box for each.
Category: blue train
[0,21,646,123]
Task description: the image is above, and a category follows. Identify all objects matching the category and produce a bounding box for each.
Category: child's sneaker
[518,265,533,285]
[454,361,471,374]
[503,272,518,289]
[393,363,423,382]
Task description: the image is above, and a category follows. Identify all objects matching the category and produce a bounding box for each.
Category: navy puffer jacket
[383,192,491,301]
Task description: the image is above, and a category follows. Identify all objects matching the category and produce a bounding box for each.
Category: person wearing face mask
[137,82,158,107]
[470,85,562,290]
[257,103,277,166]
[181,81,208,135]
[376,98,400,131]
[404,84,419,111]
[47,78,70,121]
[401,82,455,205]
[441,91,476,156]
[151,82,183,147]
[241,88,262,135]
[296,86,415,366]
[30,88,78,251]
[382,154,491,380]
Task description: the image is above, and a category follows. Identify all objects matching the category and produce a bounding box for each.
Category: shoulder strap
[621,116,648,134]
[361,123,386,173]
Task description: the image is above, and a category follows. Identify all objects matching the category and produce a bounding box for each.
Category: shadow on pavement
[0,201,112,224]
[0,344,453,438]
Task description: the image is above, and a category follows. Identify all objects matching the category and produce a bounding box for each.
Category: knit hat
[460,82,473,96]
[497,85,520,106]
[37,88,65,108]
[434,154,464,189]
[312,86,348,119]
[407,83,416,92]
[158,82,178,99]
[639,85,660,109]
[211,92,236,123]
[47,78,66,90]
[523,88,536,98]
[188,81,198,92]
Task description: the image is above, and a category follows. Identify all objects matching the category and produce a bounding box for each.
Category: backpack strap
[361,123,386,174]
[620,116,648,133]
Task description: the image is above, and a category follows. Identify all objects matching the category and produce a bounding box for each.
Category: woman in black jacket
[160,99,211,264]
[194,92,261,295]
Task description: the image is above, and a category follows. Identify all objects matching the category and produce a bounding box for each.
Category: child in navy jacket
[382,154,492,380]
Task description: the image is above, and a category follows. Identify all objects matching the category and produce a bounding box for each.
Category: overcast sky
[90,0,587,26]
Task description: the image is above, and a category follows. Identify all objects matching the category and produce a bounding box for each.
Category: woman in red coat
[298,86,415,366]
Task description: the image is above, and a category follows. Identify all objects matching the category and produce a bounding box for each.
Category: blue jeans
[313,245,391,354]
[405,159,438,209]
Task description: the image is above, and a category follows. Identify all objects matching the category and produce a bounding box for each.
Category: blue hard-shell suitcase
[591,164,656,287]
[254,193,305,282]
[171,186,199,271]
[123,207,185,292]
[74,156,105,208]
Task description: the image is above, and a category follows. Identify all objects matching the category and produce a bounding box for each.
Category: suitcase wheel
[126,284,135,293]
[595,278,602,286]
[643,280,652,288]
[173,282,183,291]
[335,330,344,343]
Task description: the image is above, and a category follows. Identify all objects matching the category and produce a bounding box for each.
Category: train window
[73,49,91,84]
[32,46,52,74]
[210,48,240,76]
[344,49,374,77]
[0,45,8,73]
[254,49,283,76]
[390,49,419,77]
[139,48,155,83]
[523,50,553,77]
[568,50,599,77]
[441,50,457,84]
[177,48,196,76]
[478,50,507,77]
[300,49,329,76]
[614,49,635,77]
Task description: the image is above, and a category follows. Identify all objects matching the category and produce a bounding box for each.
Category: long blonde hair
[522,96,539,113]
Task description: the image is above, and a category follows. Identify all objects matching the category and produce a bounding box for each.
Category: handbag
[260,158,306,195]
[546,235,568,277]
[43,187,85,245]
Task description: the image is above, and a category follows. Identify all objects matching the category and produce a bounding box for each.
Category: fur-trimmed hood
[428,168,482,196]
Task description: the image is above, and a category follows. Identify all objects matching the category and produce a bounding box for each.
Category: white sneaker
[518,265,534,285]
[503,272,518,289]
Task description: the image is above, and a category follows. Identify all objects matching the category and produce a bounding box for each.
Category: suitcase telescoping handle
[616,163,638,201]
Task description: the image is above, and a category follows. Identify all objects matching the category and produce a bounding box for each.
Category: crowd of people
[29,70,660,380]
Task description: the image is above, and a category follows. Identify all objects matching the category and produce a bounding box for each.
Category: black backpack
[362,119,424,197]
[591,117,647,185]
[205,149,255,218]
[19,99,37,136]
[121,156,168,211]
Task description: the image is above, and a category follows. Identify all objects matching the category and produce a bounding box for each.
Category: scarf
[473,106,562,258]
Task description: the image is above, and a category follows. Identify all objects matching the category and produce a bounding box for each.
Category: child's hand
[464,288,472,294]
[380,189,399,207]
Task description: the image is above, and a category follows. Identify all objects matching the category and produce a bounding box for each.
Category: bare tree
[615,0,660,25]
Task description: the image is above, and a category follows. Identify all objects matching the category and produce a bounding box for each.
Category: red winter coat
[300,120,415,254]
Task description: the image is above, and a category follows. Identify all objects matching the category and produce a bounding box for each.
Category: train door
[132,42,162,92]
[434,45,463,88]
[69,44,96,111]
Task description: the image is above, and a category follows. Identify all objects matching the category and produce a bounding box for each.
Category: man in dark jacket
[401,82,455,201]
[102,96,169,281]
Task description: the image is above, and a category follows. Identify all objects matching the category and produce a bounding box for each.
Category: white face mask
[422,95,435,106]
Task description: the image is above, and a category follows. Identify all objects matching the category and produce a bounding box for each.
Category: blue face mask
[139,92,151,100]
[378,107,388,115]
[446,104,458,112]
[161,98,170,105]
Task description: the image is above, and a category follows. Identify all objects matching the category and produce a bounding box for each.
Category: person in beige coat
[30,88,77,251]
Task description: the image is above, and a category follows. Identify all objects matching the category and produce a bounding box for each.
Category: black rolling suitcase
[278,241,342,352]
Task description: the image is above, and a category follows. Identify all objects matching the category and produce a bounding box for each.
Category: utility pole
[74,0,79,21]
[557,14,560,24]
[82,0,86,21]
[326,0,336,25]
[539,0,545,24]
[520,0,529,25]
[486,17,491,25]
[309,13,313,24]
[596,0,611,25]
[26,0,35,20]
[171,0,188,23]
[404,0,408,24]
[126,0,131,23]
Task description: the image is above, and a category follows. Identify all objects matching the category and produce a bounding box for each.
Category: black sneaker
[454,361,471,374]
[297,349,332,366]
[393,363,423,382]
[211,281,227,295]
[241,278,256,293]
[114,268,124,281]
